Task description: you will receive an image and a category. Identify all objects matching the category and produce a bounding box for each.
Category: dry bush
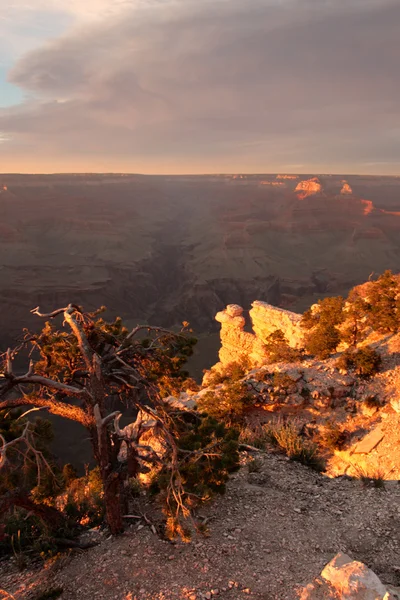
[317,421,348,452]
[352,464,386,488]
[265,420,326,472]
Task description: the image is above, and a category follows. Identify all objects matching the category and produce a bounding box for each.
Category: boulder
[300,553,397,599]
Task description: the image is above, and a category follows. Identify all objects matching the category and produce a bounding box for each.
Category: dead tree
[0,304,195,535]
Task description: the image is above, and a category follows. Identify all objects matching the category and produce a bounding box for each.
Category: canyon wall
[214,301,304,368]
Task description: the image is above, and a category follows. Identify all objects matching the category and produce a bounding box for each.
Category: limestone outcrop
[250,301,304,349]
[215,304,266,367]
[295,177,322,199]
[213,302,304,368]
[301,552,400,599]
[341,181,353,195]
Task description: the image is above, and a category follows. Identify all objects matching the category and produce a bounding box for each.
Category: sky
[0,0,399,175]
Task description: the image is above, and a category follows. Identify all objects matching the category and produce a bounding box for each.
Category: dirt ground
[1,451,399,600]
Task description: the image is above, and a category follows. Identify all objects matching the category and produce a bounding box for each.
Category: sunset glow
[0,0,399,174]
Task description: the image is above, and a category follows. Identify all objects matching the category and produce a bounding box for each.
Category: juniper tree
[366,270,400,333]
[263,329,301,363]
[341,290,369,348]
[0,305,237,537]
[301,296,344,359]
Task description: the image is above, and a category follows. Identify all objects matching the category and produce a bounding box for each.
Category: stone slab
[353,425,384,454]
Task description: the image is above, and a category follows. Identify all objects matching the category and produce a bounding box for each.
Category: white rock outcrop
[250,301,304,349]
[300,553,400,600]
[213,302,304,368]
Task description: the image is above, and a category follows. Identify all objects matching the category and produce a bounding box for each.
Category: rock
[295,177,322,199]
[287,394,304,406]
[301,552,396,599]
[391,399,400,414]
[226,304,244,318]
[211,301,304,370]
[341,181,353,195]
[322,552,390,598]
[250,301,304,349]
[353,425,385,455]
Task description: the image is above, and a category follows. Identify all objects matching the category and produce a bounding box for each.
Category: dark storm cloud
[1,0,399,172]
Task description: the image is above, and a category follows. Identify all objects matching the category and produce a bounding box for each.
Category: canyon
[1,173,400,365]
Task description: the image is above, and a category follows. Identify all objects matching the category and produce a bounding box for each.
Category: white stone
[321,552,388,599]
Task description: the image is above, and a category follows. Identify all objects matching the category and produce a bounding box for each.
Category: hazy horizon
[1,0,400,175]
[1,171,400,178]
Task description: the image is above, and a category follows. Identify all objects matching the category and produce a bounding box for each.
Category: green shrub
[152,414,239,540]
[63,467,104,528]
[341,290,369,348]
[305,324,341,359]
[302,296,344,359]
[365,270,400,333]
[197,381,254,425]
[264,330,302,364]
[206,357,251,386]
[336,347,381,378]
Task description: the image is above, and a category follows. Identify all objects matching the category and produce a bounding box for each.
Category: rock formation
[250,301,304,348]
[301,552,400,599]
[213,302,304,368]
[214,304,266,367]
[341,181,353,195]
[295,177,322,199]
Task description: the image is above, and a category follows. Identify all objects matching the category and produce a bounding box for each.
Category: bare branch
[125,325,185,342]
[16,406,49,421]
[63,305,94,369]
[0,396,93,427]
[5,348,13,376]
[31,306,70,318]
[13,374,88,397]
[32,304,95,370]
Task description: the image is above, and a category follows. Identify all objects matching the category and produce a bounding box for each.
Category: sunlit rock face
[341,181,353,195]
[250,301,304,349]
[215,304,264,366]
[214,302,304,368]
[295,177,322,199]
[300,552,399,599]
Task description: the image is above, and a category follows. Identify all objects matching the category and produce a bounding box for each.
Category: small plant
[318,421,347,452]
[353,464,386,489]
[239,426,269,450]
[62,467,105,528]
[11,530,26,571]
[206,357,251,386]
[266,420,325,472]
[363,395,381,410]
[33,587,64,600]
[248,457,263,473]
